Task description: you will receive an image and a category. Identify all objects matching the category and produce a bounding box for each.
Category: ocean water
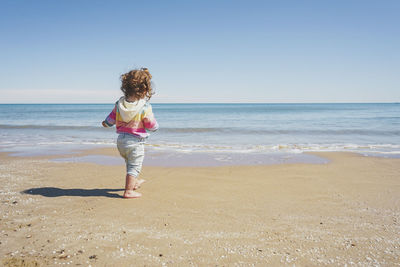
[0,103,399,162]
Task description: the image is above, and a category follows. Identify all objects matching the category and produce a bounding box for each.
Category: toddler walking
[102,68,159,198]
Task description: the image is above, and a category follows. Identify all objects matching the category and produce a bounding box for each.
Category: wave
[1,124,399,136]
[0,124,104,131]
[0,124,400,137]
[1,138,400,157]
[145,144,400,159]
[146,143,400,151]
[143,143,400,156]
[159,128,400,136]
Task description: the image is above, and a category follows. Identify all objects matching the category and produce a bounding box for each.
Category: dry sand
[1,149,399,266]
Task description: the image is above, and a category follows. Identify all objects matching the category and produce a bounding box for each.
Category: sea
[1,103,399,166]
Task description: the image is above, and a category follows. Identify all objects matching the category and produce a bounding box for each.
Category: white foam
[145,142,400,156]
[1,137,400,158]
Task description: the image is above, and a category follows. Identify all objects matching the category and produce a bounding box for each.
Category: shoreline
[2,142,400,160]
[3,144,399,168]
[1,150,399,266]
[1,145,331,167]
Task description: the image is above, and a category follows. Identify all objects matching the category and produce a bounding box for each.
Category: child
[102,68,159,199]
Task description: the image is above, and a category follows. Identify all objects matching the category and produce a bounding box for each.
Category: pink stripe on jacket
[104,100,159,139]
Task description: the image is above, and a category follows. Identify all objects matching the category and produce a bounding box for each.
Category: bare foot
[133,179,146,190]
[123,190,142,199]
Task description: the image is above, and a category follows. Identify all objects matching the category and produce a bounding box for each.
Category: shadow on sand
[22,187,123,199]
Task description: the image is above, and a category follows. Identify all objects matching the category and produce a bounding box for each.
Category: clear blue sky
[1,0,399,103]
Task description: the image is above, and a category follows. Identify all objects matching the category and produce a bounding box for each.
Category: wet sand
[1,149,399,266]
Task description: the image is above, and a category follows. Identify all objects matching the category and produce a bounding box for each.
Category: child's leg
[123,174,142,198]
[117,134,145,198]
[125,174,145,190]
[133,178,146,189]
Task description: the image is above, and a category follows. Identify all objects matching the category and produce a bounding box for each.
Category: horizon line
[0,102,399,105]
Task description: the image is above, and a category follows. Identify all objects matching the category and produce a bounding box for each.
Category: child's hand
[102,121,108,127]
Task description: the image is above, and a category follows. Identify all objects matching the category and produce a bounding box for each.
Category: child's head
[120,68,153,100]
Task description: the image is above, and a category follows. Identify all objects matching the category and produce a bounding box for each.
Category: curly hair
[120,68,154,100]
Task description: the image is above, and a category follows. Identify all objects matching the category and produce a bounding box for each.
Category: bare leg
[123,174,142,198]
[134,179,146,189]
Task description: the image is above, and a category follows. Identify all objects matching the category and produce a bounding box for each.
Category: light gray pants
[117,133,145,177]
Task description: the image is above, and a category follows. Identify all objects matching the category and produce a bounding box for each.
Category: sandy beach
[1,149,399,266]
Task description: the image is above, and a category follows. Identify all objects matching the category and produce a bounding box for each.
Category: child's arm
[102,106,117,127]
[143,104,159,132]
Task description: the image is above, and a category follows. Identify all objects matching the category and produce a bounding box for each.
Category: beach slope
[1,151,399,266]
